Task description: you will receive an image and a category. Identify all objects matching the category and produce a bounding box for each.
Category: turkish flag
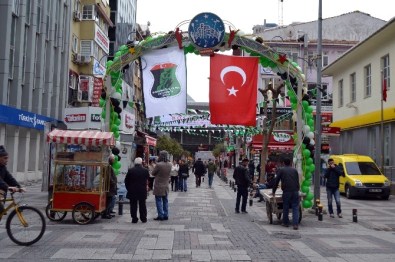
[209,54,258,126]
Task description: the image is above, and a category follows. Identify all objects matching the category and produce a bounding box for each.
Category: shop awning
[249,132,295,151]
[47,129,115,146]
[146,135,157,147]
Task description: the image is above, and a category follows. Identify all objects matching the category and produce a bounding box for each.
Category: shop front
[249,131,295,162]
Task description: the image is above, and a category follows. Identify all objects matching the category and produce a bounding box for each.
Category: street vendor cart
[261,189,302,224]
[45,129,115,225]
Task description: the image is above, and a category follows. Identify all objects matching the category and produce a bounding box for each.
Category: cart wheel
[276,213,282,220]
[45,202,67,222]
[298,205,302,224]
[266,201,273,224]
[72,202,95,225]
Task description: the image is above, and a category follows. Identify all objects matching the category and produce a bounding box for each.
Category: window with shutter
[80,40,92,56]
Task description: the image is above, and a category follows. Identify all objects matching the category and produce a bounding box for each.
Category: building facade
[0,0,71,181]
[323,18,395,169]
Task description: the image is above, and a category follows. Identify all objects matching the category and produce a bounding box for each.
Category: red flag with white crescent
[209,54,258,126]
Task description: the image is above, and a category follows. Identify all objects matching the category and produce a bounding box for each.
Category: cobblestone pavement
[1,171,395,261]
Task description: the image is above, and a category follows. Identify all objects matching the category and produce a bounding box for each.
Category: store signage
[272,132,291,142]
[0,104,58,130]
[64,107,102,130]
[95,25,109,54]
[91,114,101,122]
[91,77,103,107]
[93,59,106,77]
[322,126,341,136]
[65,114,86,123]
[119,111,135,134]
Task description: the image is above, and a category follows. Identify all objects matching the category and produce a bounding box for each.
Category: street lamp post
[313,0,323,206]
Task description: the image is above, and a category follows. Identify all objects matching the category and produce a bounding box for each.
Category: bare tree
[258,80,285,184]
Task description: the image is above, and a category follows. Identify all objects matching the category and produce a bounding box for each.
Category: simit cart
[45,129,115,225]
[261,188,303,224]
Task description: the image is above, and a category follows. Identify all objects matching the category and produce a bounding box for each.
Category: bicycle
[0,188,46,246]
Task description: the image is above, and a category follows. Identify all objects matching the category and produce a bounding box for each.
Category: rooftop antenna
[278,0,284,26]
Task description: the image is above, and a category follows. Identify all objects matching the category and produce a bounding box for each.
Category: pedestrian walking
[233,158,252,214]
[152,151,172,221]
[324,158,345,218]
[124,157,150,223]
[272,157,300,230]
[207,159,217,188]
[178,159,189,192]
[192,158,206,187]
[170,160,179,191]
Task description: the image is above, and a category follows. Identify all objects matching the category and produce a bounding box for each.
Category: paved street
[1,171,395,261]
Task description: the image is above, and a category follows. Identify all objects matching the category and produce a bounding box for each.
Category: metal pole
[313,0,323,205]
[380,71,384,171]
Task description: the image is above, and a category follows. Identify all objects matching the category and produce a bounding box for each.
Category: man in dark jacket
[192,158,206,188]
[102,155,118,219]
[0,146,23,214]
[233,158,252,214]
[125,157,150,223]
[272,158,300,230]
[324,158,345,218]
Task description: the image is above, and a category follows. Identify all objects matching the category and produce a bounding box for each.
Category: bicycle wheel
[6,206,46,246]
[45,202,67,222]
[72,202,94,225]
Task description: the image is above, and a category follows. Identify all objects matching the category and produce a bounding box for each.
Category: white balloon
[309,139,315,145]
[116,141,121,148]
[307,131,314,139]
[303,125,310,134]
[111,92,122,100]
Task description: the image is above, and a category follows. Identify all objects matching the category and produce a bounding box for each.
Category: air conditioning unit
[73,11,81,21]
[73,53,81,63]
[80,55,91,63]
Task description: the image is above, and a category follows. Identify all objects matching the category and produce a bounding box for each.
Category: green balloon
[113,161,121,169]
[304,172,312,180]
[302,179,311,187]
[111,112,118,119]
[115,51,123,57]
[114,131,120,138]
[101,110,106,119]
[303,149,311,157]
[305,192,314,201]
[114,169,119,175]
[308,118,314,127]
[307,106,314,114]
[115,118,121,126]
[302,100,309,109]
[309,164,316,172]
[106,60,114,67]
[119,45,128,51]
[301,186,310,193]
[302,199,313,208]
[306,157,313,165]
[291,103,297,110]
[99,98,105,107]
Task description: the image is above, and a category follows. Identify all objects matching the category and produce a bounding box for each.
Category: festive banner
[142,47,187,117]
[209,54,258,126]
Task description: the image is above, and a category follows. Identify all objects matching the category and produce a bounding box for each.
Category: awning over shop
[146,135,157,147]
[47,129,115,146]
[249,132,295,151]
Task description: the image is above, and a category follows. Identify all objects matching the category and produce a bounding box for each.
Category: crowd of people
[1,143,344,230]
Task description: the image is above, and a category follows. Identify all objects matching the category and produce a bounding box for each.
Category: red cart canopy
[47,129,115,146]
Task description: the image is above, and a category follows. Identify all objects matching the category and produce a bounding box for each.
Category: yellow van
[330,154,391,200]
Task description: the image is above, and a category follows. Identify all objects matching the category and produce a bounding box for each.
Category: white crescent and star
[220,66,246,96]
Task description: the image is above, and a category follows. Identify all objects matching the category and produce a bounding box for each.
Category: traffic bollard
[315,199,320,216]
[353,209,358,222]
[318,204,323,221]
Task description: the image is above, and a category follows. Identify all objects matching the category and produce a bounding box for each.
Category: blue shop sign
[0,104,60,130]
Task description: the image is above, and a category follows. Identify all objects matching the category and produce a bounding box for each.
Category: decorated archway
[102,13,315,209]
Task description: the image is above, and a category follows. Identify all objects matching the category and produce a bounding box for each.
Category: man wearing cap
[125,157,150,223]
[152,151,172,221]
[0,146,24,215]
[233,158,252,214]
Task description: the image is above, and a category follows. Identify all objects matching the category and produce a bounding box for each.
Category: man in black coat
[125,157,150,223]
[192,158,206,188]
[324,158,345,218]
[233,158,252,214]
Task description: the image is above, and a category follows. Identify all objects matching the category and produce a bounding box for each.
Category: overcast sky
[136,0,393,102]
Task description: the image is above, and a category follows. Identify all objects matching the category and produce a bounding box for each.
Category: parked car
[330,154,391,200]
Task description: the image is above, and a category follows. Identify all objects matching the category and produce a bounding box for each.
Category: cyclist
[0,146,25,214]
